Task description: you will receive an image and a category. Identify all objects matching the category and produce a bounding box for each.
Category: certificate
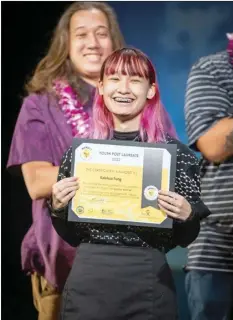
[68,139,177,228]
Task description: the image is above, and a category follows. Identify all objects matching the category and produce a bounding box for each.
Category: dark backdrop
[2,2,233,319]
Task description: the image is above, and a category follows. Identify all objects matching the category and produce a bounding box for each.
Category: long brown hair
[25,1,125,102]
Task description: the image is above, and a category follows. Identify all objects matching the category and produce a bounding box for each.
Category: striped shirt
[184,51,233,273]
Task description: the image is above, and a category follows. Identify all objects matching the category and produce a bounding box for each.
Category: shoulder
[190,51,229,75]
[22,92,57,111]
[23,92,49,105]
[18,92,58,124]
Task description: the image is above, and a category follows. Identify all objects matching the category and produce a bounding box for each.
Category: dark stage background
[2,1,233,319]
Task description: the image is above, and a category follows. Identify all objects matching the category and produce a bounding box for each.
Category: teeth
[114,98,133,103]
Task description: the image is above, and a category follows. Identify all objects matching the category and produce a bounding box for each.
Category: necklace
[53,80,90,138]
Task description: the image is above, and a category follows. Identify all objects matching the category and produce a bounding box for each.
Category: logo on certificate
[80,146,92,160]
[76,206,84,215]
[144,186,158,201]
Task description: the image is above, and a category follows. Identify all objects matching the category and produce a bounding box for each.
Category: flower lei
[53,80,90,137]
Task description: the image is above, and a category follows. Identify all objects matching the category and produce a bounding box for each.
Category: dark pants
[185,270,233,320]
[60,243,178,320]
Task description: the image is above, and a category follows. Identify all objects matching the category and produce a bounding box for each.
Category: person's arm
[7,95,57,199]
[197,118,233,162]
[48,147,83,247]
[172,207,200,248]
[225,129,233,151]
[172,156,210,247]
[185,60,233,163]
[158,193,201,248]
[22,162,59,200]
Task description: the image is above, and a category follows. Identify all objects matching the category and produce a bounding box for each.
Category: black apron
[60,243,178,320]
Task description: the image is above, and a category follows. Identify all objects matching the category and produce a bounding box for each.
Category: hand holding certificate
[68,138,177,228]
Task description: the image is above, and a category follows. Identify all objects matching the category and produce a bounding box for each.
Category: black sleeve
[48,147,83,247]
[172,156,211,247]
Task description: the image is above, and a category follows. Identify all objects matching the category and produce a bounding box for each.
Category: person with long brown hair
[7,2,124,319]
[50,48,210,320]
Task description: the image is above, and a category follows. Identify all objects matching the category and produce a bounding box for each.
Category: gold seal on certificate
[68,139,177,228]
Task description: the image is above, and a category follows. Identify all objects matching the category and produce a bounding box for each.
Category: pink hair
[91,48,177,142]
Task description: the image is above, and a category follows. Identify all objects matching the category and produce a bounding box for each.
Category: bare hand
[158,190,192,221]
[52,177,79,209]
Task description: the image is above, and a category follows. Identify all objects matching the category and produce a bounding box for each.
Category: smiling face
[69,9,113,83]
[99,70,155,122]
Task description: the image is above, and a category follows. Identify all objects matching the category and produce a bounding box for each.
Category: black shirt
[49,133,210,252]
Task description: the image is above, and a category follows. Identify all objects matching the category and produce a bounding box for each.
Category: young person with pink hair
[49,48,210,320]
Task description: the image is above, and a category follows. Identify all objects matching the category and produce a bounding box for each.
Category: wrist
[47,198,68,220]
